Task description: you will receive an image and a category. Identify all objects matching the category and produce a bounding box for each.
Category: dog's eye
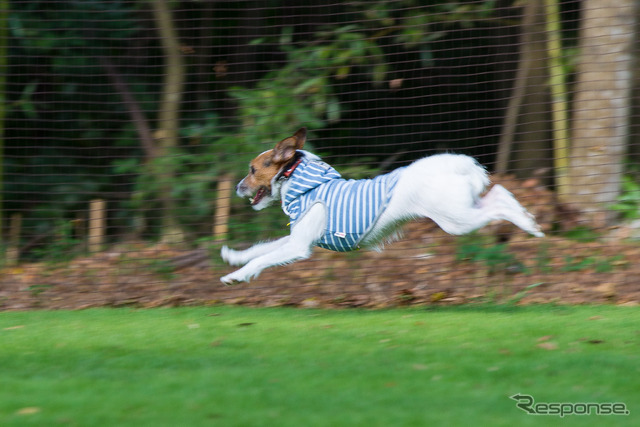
[250,166,256,175]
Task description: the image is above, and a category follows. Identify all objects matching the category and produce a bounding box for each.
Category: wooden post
[213,174,234,243]
[89,199,106,253]
[6,213,22,266]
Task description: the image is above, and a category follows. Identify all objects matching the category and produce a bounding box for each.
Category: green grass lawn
[0,305,637,426]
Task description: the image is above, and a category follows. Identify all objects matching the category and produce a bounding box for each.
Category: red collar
[282,157,303,178]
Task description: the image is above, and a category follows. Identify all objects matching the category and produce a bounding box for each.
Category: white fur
[220,152,543,285]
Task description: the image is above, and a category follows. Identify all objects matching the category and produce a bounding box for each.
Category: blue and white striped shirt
[281,155,403,252]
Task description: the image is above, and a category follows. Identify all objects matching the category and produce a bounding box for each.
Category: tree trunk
[629,8,640,169]
[496,0,538,174]
[150,0,186,244]
[99,57,158,160]
[567,0,636,226]
[496,0,552,183]
[545,0,571,193]
[0,0,8,248]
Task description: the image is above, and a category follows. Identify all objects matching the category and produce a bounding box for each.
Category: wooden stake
[89,199,106,253]
[213,174,234,243]
[6,213,22,266]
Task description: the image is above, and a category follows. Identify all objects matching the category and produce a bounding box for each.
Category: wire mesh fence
[1,0,639,309]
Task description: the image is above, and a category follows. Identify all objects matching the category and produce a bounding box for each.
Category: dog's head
[236,127,307,210]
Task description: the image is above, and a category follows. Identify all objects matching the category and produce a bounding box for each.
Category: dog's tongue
[251,188,266,206]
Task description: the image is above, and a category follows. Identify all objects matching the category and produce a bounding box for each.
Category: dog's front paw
[220,271,246,286]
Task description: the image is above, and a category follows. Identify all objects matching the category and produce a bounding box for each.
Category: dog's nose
[236,179,246,195]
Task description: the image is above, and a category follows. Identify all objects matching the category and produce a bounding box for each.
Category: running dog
[220,128,543,284]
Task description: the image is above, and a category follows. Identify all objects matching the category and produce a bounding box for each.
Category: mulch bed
[2,176,639,310]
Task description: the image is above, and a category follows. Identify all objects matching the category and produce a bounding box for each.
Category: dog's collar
[281,157,304,179]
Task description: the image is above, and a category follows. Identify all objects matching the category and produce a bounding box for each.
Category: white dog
[220,128,543,284]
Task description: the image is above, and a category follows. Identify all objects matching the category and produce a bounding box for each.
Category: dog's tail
[447,154,490,195]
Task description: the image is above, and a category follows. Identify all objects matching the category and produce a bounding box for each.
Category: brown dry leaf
[16,407,41,415]
[595,283,616,298]
[537,335,554,342]
[301,298,320,308]
[537,342,558,350]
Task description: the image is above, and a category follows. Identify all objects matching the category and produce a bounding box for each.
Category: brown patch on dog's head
[236,128,307,208]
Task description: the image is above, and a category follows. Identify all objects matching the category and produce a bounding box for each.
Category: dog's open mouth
[249,187,268,206]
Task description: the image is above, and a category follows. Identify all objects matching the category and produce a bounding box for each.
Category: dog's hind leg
[420,185,543,237]
[220,203,327,285]
[478,185,544,237]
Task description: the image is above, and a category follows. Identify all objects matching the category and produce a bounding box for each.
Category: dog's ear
[273,127,307,163]
[292,127,307,146]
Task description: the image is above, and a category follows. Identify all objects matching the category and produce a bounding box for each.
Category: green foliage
[506,282,545,305]
[31,220,83,265]
[6,0,158,254]
[112,133,221,237]
[25,284,52,298]
[609,175,640,220]
[147,259,177,281]
[457,233,628,277]
[234,22,394,142]
[561,255,626,273]
[561,226,600,242]
[455,235,524,275]
[535,243,553,274]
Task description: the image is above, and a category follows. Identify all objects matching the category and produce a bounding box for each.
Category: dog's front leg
[220,203,327,285]
[221,237,291,266]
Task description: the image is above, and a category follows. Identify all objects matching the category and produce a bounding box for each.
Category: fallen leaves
[536,335,558,350]
[537,342,559,351]
[16,407,41,415]
[1,185,639,310]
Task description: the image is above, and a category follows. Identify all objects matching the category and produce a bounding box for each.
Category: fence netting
[1,0,639,309]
